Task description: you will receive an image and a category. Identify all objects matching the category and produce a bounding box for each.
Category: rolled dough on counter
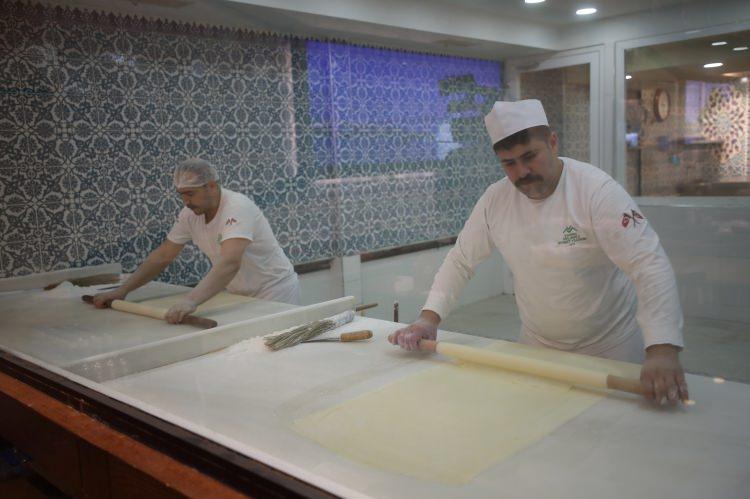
[293,341,640,484]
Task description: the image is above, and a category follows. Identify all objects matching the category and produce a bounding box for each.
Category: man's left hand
[640,344,689,405]
[165,300,198,324]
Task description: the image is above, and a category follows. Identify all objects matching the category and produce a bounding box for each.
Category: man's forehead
[175,172,206,189]
[496,142,543,160]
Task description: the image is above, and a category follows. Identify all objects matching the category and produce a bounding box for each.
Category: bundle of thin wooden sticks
[264,310,355,351]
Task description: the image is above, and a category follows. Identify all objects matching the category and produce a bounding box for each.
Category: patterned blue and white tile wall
[0,1,503,284]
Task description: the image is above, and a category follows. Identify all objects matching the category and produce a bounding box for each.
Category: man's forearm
[646,343,681,356]
[119,253,173,294]
[185,261,240,305]
[418,309,442,327]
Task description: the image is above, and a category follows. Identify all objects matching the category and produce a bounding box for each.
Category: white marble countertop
[2,281,748,498]
[0,281,293,367]
[102,316,750,499]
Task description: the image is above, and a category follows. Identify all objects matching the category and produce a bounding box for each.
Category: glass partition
[520,63,591,162]
[624,31,750,196]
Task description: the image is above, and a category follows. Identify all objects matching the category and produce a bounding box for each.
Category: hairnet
[173,158,219,189]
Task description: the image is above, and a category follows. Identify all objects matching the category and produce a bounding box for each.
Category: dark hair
[492,125,551,152]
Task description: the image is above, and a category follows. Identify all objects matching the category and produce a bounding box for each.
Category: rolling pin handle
[418,339,438,353]
[82,294,109,308]
[354,303,378,313]
[606,374,644,395]
[180,314,218,329]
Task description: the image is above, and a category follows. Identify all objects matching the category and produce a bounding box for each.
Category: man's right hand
[387,310,440,351]
[92,289,128,308]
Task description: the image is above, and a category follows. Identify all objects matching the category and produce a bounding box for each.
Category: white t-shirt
[167,188,298,300]
[423,157,684,354]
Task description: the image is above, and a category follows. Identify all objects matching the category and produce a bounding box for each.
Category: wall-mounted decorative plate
[653,88,670,121]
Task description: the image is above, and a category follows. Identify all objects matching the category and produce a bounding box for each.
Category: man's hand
[640,344,689,404]
[388,310,440,351]
[92,289,127,308]
[165,300,198,324]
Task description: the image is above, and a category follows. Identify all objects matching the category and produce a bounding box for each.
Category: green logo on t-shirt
[557,225,587,246]
[217,233,223,244]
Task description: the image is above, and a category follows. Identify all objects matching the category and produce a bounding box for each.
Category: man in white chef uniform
[93,158,300,321]
[389,100,689,405]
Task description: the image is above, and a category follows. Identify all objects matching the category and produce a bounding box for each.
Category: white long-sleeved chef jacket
[423,157,684,354]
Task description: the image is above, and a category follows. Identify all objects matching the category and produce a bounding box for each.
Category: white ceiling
[626,28,750,83]
[45,0,750,60]
[427,0,705,26]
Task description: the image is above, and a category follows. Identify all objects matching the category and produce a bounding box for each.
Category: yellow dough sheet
[138,291,257,315]
[293,341,640,485]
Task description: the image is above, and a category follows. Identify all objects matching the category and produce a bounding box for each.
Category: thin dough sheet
[293,341,639,484]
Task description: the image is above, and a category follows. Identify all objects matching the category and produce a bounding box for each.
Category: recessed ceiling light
[734,46,749,51]
[742,77,749,83]
[704,62,723,68]
[711,41,727,46]
[525,0,546,3]
[625,74,632,80]
[576,7,597,15]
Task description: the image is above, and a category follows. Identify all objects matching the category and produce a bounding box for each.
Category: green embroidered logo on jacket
[557,225,587,246]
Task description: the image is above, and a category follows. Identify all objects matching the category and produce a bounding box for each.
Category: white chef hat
[173,158,219,189]
[484,99,549,146]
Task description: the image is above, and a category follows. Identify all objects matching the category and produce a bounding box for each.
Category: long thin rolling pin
[81,295,218,329]
[355,303,378,313]
[419,340,643,396]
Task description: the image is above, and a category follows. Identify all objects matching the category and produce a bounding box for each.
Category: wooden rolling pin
[81,295,218,329]
[419,340,643,396]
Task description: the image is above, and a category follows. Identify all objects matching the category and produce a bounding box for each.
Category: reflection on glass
[625,31,750,196]
[520,64,590,162]
[303,42,503,254]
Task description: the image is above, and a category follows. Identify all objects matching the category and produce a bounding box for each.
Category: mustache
[514,174,544,187]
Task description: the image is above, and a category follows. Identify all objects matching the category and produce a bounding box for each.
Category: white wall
[298,249,506,323]
[298,260,344,306]
[360,248,505,324]
[641,200,750,324]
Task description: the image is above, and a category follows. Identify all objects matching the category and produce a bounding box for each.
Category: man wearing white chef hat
[93,158,300,322]
[389,99,689,405]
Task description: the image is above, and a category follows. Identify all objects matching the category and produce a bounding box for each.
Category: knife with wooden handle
[303,330,373,343]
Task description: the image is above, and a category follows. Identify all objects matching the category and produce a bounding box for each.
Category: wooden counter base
[0,369,246,498]
[0,351,331,499]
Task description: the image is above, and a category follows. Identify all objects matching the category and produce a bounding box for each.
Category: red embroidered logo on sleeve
[621,209,644,228]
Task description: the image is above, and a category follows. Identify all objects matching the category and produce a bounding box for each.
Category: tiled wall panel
[0,2,503,284]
